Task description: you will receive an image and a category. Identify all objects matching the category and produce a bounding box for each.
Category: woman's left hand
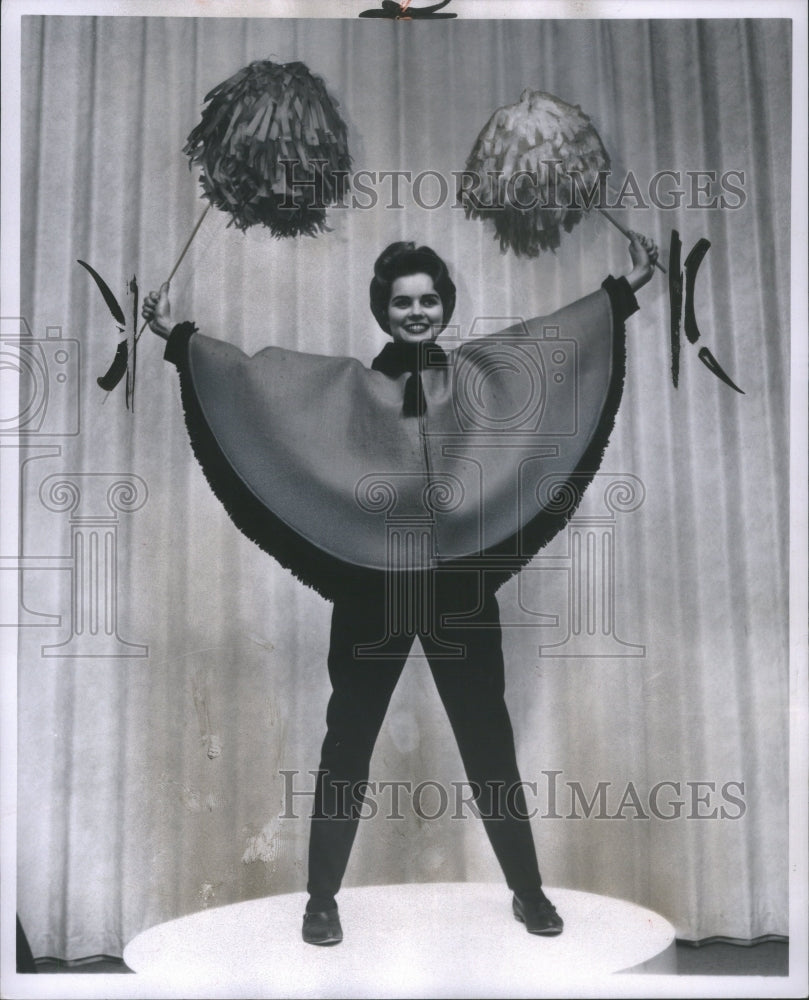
[626,232,659,292]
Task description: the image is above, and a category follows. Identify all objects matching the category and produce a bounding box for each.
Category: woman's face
[387,273,444,344]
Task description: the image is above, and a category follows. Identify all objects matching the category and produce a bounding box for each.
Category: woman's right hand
[142,282,172,340]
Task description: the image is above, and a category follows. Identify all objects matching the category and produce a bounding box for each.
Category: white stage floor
[124,882,676,997]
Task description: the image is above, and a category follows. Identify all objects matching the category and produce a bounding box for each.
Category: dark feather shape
[97,340,128,391]
[698,347,745,394]
[77,259,126,326]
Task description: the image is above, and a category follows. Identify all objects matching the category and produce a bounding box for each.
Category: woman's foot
[302,907,343,946]
[512,889,564,936]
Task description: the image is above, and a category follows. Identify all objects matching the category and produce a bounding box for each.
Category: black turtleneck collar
[371,339,447,376]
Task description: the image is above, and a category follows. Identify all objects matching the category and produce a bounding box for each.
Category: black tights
[307,570,543,905]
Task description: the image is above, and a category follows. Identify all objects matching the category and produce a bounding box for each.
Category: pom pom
[461,90,610,257]
[184,59,351,237]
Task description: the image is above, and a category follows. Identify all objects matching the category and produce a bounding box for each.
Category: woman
[143,233,658,946]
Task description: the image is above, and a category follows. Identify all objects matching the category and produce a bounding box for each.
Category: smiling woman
[387,275,443,342]
[140,235,655,580]
[141,232,657,946]
[369,241,457,340]
[13,12,793,969]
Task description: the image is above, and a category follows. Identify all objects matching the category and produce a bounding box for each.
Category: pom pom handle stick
[137,203,211,341]
[599,206,666,274]
[97,204,210,398]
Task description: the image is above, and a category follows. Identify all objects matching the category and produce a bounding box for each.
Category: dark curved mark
[76,259,126,326]
[669,230,682,388]
[697,347,745,394]
[97,340,128,391]
[683,238,711,345]
[126,275,138,411]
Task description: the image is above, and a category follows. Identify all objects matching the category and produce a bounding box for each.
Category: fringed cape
[166,281,630,601]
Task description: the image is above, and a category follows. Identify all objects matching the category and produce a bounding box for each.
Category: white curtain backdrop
[13,14,790,959]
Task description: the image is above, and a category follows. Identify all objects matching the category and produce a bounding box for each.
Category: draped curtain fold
[15,14,790,958]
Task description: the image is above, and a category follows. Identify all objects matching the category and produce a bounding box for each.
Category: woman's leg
[422,572,544,897]
[307,589,413,908]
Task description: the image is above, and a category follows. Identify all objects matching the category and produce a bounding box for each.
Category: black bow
[359,1,456,19]
[371,341,447,417]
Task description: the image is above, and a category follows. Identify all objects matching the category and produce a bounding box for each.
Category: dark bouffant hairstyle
[369,241,457,335]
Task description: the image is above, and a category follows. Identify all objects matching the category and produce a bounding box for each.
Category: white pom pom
[462,90,610,257]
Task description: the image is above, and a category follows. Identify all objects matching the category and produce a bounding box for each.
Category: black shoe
[512,890,564,936]
[302,908,343,946]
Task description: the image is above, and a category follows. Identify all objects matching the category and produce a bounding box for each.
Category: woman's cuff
[164,322,198,367]
[601,275,639,324]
